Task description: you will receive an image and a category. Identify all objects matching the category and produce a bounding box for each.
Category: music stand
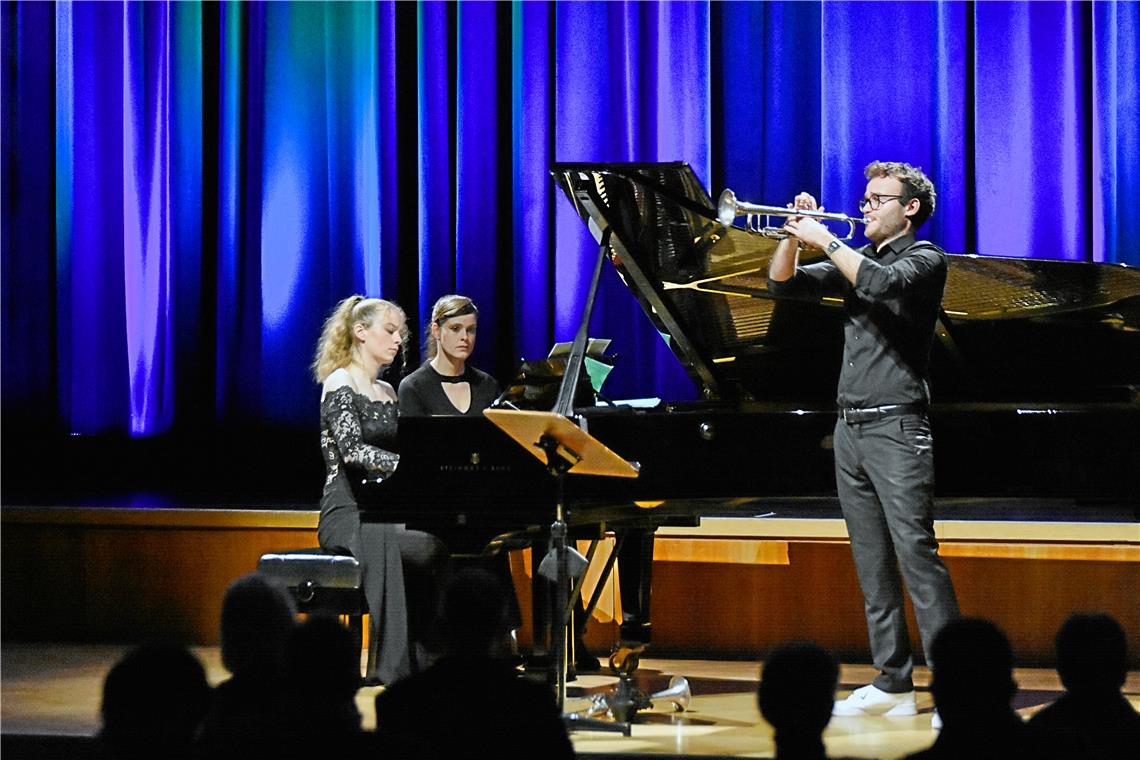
[484,408,638,734]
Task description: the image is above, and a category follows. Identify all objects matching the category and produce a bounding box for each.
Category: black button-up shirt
[767,232,947,408]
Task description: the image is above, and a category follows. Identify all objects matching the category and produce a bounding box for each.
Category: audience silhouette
[758,641,855,760]
[1029,613,1140,759]
[99,644,211,760]
[374,566,574,759]
[194,573,297,759]
[283,614,375,754]
[89,570,1136,760]
[905,617,1080,759]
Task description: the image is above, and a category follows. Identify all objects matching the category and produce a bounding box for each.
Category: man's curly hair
[865,161,936,230]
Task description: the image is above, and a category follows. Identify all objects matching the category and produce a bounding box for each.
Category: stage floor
[4,643,1138,758]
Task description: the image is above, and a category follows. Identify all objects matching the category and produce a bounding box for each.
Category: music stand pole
[484,409,638,735]
[534,434,573,711]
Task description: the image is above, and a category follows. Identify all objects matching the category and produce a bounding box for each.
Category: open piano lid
[551,162,1140,405]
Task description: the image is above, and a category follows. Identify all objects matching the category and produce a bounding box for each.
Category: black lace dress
[318,385,445,684]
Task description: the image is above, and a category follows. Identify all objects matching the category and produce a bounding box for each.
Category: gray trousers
[319,508,448,684]
[834,413,959,692]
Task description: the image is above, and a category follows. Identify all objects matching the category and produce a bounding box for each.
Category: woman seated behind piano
[397,294,500,416]
[396,295,522,629]
[313,295,448,685]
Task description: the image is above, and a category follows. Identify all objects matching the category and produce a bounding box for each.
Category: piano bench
[256,548,377,681]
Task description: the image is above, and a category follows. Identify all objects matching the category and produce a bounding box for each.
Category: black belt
[838,402,926,424]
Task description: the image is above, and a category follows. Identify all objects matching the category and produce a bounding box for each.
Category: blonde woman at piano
[312,295,448,685]
[397,294,500,417]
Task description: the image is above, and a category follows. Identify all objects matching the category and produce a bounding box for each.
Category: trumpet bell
[649,675,691,713]
[717,188,739,227]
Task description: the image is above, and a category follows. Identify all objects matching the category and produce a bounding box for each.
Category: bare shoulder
[373,379,398,403]
[321,368,354,401]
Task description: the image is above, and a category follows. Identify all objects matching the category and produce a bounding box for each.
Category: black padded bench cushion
[257,549,363,589]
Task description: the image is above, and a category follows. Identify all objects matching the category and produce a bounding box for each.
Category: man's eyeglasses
[858,194,908,211]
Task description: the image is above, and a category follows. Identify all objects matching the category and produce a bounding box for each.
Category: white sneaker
[832,684,917,717]
[931,709,942,730]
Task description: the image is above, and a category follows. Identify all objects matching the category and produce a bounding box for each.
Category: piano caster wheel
[609,642,647,676]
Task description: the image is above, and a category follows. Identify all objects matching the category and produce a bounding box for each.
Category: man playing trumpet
[767,162,959,722]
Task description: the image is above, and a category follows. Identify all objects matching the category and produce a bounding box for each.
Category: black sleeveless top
[397,363,501,417]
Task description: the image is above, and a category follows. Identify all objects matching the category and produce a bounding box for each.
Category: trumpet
[717,188,867,241]
[570,675,692,723]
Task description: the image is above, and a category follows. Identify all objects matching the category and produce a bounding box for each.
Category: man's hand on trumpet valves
[784,216,835,251]
[790,191,819,214]
[783,191,825,246]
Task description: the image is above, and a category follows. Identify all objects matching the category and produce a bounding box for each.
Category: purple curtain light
[417,0,453,329]
[54,1,130,433]
[122,1,175,434]
[975,1,1090,260]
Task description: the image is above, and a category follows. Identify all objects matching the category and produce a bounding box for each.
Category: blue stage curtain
[2,0,1138,435]
[1093,0,1140,265]
[820,1,972,255]
[416,0,454,341]
[2,0,58,426]
[511,1,554,362]
[713,1,822,209]
[215,1,398,425]
[553,0,712,401]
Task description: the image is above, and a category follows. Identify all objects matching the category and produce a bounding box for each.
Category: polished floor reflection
[3,644,1138,759]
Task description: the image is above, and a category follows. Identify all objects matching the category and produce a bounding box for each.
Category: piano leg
[529,527,657,675]
[616,527,654,645]
[607,527,654,674]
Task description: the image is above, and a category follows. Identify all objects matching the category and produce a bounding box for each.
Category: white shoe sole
[832,704,917,717]
[832,694,917,717]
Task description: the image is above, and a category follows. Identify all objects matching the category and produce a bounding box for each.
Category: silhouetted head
[1055,613,1128,698]
[100,644,210,758]
[220,573,296,677]
[441,567,512,658]
[286,615,362,704]
[930,618,1016,726]
[757,642,839,740]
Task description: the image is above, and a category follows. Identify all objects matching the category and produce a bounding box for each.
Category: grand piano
[359,161,1139,543]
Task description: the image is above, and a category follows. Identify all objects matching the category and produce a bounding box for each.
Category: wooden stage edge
[2,505,1138,667]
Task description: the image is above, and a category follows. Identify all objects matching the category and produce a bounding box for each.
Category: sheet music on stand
[547,338,611,359]
[494,338,615,411]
